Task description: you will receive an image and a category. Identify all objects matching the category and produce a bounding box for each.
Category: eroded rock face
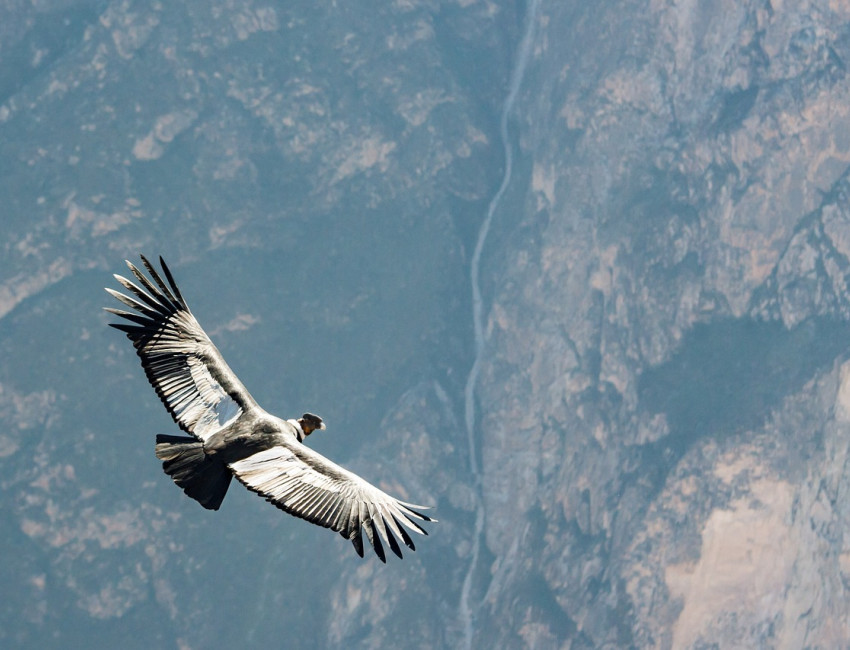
[3,1,850,648]
[466,1,850,647]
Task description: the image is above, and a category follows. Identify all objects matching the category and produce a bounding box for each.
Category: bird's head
[297,413,325,440]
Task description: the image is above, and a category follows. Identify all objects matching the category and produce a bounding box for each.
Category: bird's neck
[288,419,307,443]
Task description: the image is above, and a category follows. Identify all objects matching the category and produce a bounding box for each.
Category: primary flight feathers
[105,255,432,562]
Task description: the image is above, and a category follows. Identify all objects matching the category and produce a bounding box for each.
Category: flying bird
[105,255,432,561]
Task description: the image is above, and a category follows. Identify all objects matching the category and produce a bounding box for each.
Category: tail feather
[155,434,232,510]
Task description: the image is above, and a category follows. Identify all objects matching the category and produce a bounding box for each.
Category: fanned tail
[155,434,232,510]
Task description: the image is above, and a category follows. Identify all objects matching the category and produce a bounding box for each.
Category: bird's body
[106,255,432,561]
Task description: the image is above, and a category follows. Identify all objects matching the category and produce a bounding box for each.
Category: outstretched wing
[229,441,433,562]
[105,255,256,441]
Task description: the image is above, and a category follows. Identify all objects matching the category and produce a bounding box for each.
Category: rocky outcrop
[467,1,850,647]
[3,1,850,648]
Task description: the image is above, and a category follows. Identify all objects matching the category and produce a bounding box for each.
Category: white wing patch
[229,443,431,561]
[229,447,343,509]
[183,356,242,436]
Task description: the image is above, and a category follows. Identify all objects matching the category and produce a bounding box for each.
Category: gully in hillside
[105,255,432,561]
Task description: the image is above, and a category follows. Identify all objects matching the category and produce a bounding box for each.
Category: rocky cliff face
[2,1,850,648]
[466,1,850,647]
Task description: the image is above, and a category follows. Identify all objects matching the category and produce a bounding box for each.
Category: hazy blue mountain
[2,1,850,648]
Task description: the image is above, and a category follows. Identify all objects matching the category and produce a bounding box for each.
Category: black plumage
[106,255,432,561]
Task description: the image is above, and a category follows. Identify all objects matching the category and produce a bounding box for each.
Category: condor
[106,256,432,561]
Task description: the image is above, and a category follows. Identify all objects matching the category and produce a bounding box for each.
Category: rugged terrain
[2,1,850,648]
